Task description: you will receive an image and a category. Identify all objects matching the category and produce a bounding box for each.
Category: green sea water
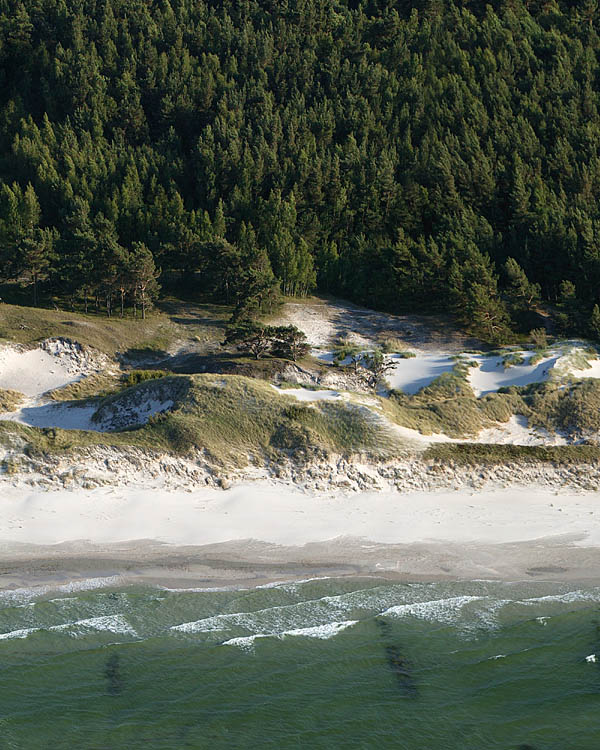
[0,576,598,749]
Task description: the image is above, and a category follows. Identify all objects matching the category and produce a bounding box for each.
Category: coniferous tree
[131,242,160,319]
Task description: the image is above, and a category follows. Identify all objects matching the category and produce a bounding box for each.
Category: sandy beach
[1,481,599,592]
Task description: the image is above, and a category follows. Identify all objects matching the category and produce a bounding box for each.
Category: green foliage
[224,321,309,361]
[504,259,541,312]
[224,320,273,360]
[362,349,394,389]
[124,370,168,387]
[529,328,548,349]
[502,353,525,368]
[1,1,600,338]
[333,339,361,364]
[270,325,310,362]
[589,304,600,340]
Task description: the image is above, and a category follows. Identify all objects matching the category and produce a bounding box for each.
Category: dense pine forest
[1,0,600,341]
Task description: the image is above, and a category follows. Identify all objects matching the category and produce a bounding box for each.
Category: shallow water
[0,577,598,748]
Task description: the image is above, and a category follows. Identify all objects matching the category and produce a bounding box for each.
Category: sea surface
[0,576,598,749]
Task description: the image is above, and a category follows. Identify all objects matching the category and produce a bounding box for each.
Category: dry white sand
[386,352,455,394]
[0,346,80,397]
[476,415,568,446]
[468,352,559,396]
[1,481,598,549]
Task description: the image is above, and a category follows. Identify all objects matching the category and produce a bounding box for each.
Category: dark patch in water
[105,653,123,695]
[375,618,417,696]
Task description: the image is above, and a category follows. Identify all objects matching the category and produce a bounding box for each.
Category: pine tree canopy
[1,1,600,341]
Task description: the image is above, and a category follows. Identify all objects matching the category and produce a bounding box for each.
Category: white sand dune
[0,346,81,397]
[0,340,174,432]
[0,401,99,431]
[387,352,455,394]
[271,385,344,402]
[570,357,600,380]
[476,415,568,446]
[469,352,559,396]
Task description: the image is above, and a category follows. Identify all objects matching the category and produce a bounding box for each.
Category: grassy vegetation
[0,298,233,358]
[123,369,169,386]
[425,442,600,466]
[0,388,24,413]
[502,352,525,368]
[0,374,402,467]
[48,372,123,402]
[529,350,548,366]
[522,379,600,437]
[333,338,361,364]
[379,336,415,356]
[384,364,519,438]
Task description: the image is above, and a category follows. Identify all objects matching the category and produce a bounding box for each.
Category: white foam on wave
[171,582,597,642]
[51,614,137,638]
[586,654,597,663]
[171,584,490,636]
[170,594,339,634]
[282,620,358,639]
[221,620,358,652]
[256,576,333,591]
[0,575,124,606]
[0,626,39,641]
[0,614,136,643]
[221,634,265,652]
[382,596,485,623]
[523,589,600,605]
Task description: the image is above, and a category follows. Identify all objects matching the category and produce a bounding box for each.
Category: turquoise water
[0,576,598,749]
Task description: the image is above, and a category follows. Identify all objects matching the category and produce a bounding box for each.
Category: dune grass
[48,373,123,402]
[0,298,234,358]
[0,374,402,467]
[0,389,25,413]
[425,442,600,466]
[384,364,522,438]
[0,303,179,356]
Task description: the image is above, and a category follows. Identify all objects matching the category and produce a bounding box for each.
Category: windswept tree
[362,350,394,390]
[271,326,310,362]
[224,320,273,360]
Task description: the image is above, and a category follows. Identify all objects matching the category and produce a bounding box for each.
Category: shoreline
[1,480,599,593]
[2,537,600,594]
